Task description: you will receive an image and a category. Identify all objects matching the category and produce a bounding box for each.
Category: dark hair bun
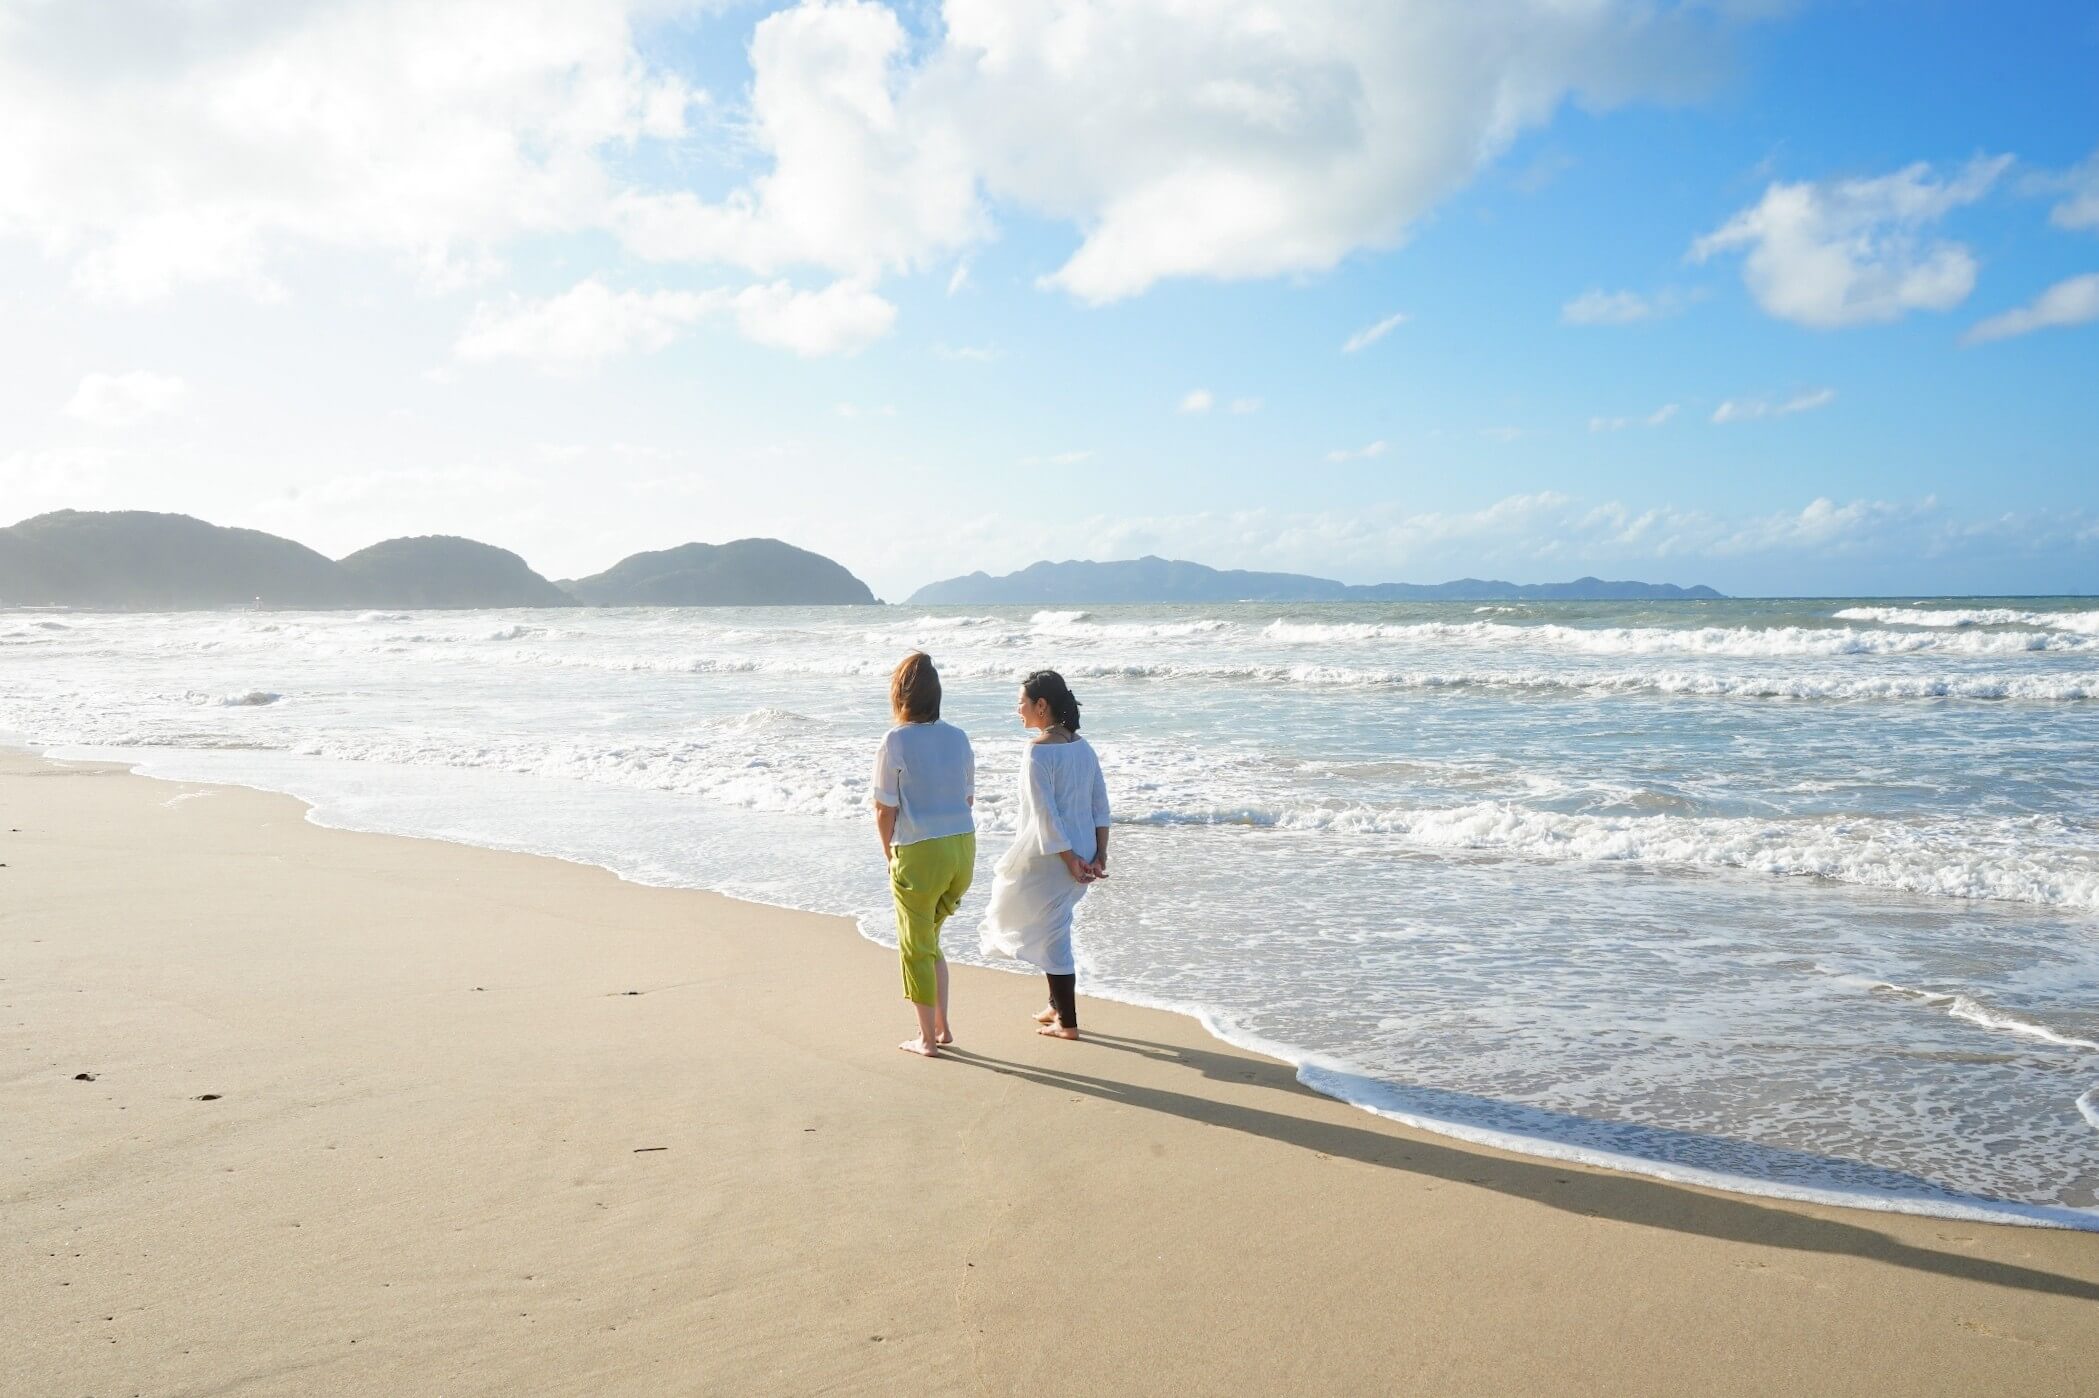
[1022,669,1081,732]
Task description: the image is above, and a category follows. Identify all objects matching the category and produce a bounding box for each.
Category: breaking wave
[1123,799,2099,911]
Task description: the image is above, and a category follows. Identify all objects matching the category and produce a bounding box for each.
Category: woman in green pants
[871,651,976,1058]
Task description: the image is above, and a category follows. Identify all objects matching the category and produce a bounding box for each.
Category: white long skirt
[978,841,1088,976]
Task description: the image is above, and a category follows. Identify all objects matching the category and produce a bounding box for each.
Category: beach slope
[3,750,2095,1396]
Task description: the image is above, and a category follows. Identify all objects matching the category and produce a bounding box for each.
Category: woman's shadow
[941,1029,2099,1302]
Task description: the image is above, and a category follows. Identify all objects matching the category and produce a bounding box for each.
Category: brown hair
[890,651,942,723]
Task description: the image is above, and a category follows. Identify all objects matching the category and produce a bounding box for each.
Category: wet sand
[4,749,2096,1396]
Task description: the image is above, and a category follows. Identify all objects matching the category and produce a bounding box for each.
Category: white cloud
[1325,440,1387,462]
[610,1,984,280]
[1178,389,1215,415]
[62,371,189,428]
[0,0,1740,348]
[0,445,122,504]
[619,0,1727,304]
[982,5,1720,304]
[1711,387,1836,424]
[1691,157,2010,328]
[453,275,891,368]
[1560,288,1694,325]
[1712,496,1920,555]
[1228,397,1262,415]
[454,281,722,371]
[933,341,1002,362]
[2046,147,2099,232]
[1589,403,1678,432]
[0,1,698,302]
[1341,311,1408,353]
[1963,273,2099,345]
[1479,426,1523,442]
[730,279,896,356]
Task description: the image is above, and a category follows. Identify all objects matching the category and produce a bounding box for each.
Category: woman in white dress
[979,670,1110,1040]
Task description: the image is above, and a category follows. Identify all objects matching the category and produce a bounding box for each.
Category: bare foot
[934,1028,954,1045]
[1032,1004,1058,1025]
[1036,1025,1079,1040]
[898,1037,940,1057]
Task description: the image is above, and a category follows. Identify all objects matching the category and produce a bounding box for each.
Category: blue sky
[2,1,2095,598]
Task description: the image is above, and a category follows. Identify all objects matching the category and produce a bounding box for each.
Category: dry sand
[4,749,2096,1397]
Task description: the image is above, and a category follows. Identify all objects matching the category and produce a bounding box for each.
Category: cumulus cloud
[1691,157,2010,328]
[1711,387,1836,424]
[1228,397,1263,415]
[1963,273,2099,345]
[62,371,189,428]
[1341,311,1408,353]
[1178,389,1215,415]
[1325,440,1387,462]
[619,0,1727,303]
[610,1,984,279]
[0,1,697,302]
[0,0,1744,355]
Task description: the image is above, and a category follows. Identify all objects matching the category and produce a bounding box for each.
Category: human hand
[1060,850,1097,884]
[1087,857,1108,880]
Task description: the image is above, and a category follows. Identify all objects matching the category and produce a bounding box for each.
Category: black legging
[1046,973,1078,1029]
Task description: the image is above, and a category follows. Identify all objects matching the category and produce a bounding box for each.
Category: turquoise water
[5,597,2096,1225]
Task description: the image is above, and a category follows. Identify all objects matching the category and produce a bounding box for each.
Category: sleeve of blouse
[964,734,976,802]
[1026,748,1071,856]
[870,731,899,807]
[1090,749,1111,828]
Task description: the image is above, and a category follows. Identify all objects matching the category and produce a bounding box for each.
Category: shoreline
[22,738,2099,1235]
[6,747,2099,1394]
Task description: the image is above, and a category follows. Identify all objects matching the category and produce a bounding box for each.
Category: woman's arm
[1059,848,1097,883]
[1089,752,1111,877]
[871,732,900,859]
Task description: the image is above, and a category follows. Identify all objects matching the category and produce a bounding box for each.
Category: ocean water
[4,598,2097,1228]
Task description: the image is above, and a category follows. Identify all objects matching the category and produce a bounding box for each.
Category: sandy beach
[4,748,2096,1397]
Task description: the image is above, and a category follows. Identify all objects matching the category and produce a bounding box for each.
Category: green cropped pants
[889,832,975,1005]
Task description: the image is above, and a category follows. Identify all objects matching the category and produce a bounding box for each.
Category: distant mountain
[338,536,574,609]
[906,556,1723,604]
[0,511,878,611]
[0,510,355,609]
[564,539,878,606]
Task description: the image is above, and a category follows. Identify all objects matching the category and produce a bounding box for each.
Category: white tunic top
[979,737,1111,976]
[870,721,975,847]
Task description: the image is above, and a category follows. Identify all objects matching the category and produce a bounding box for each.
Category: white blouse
[870,720,976,847]
[1013,737,1111,862]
